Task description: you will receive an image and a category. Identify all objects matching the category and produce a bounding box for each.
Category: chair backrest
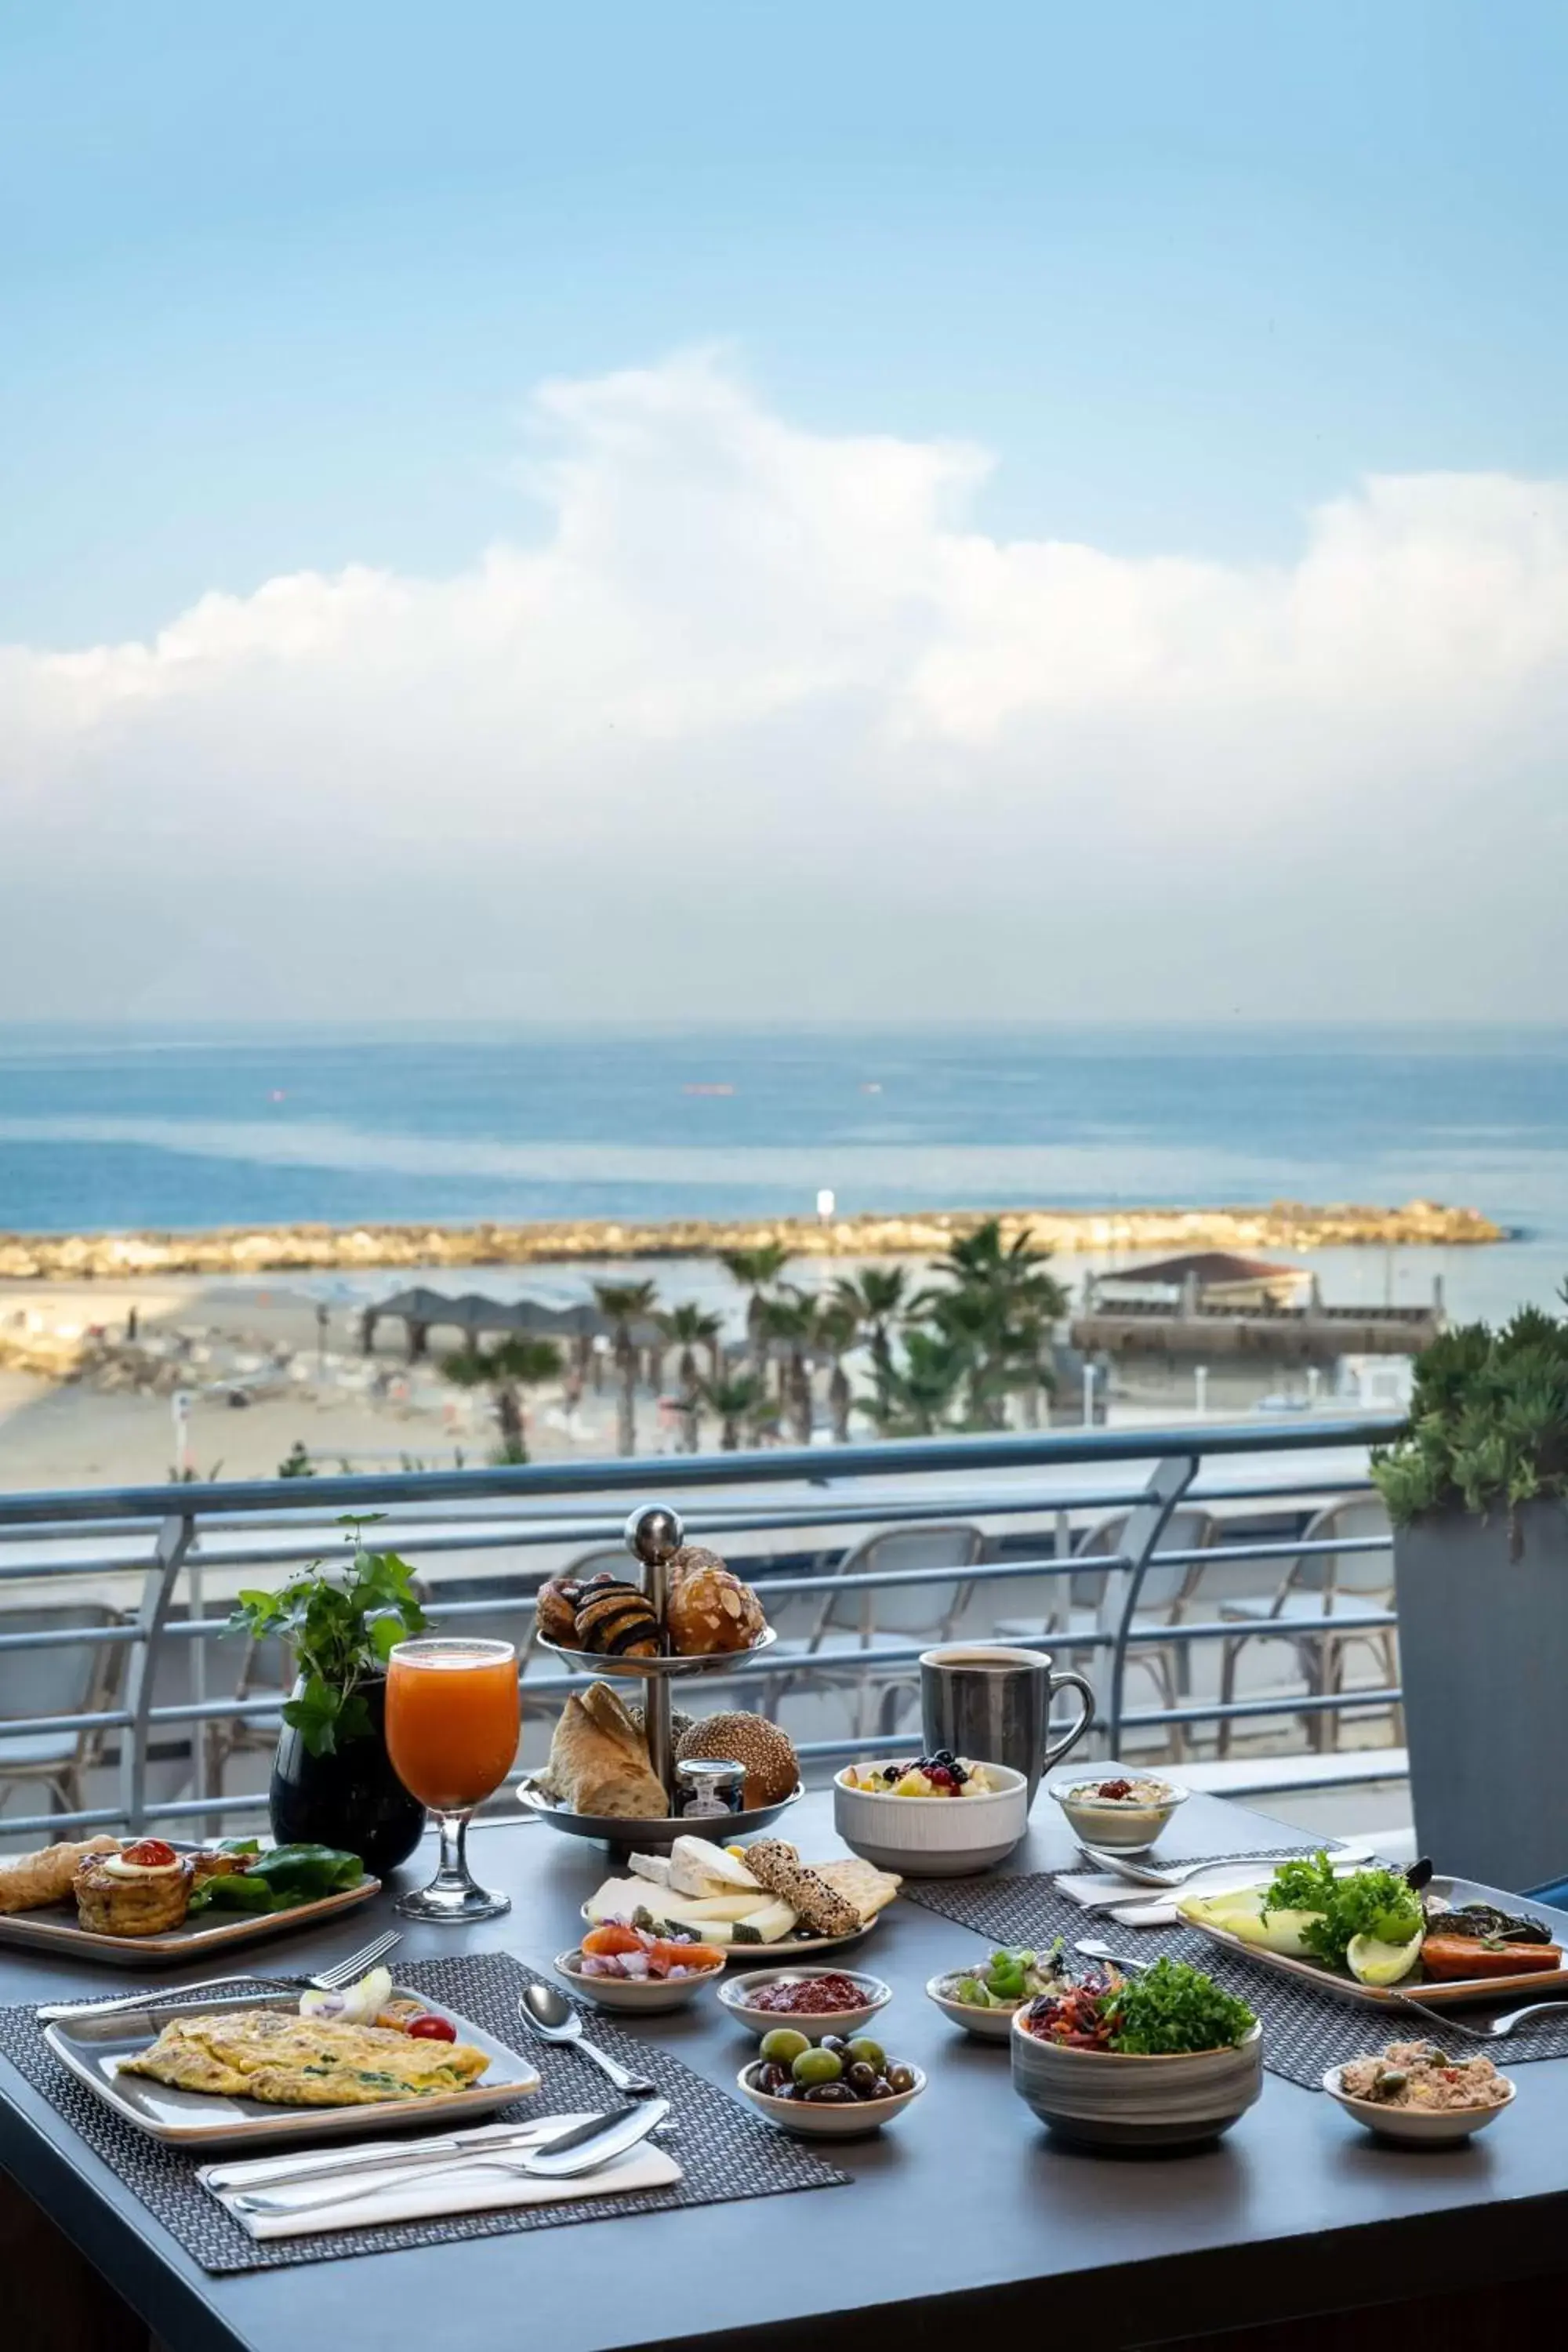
[0,1604,125,1733]
[1291,1495,1395,1607]
[1084,1510,1215,1632]
[817,1523,987,1643]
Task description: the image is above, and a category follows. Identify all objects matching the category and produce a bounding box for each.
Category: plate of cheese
[582,1834,900,1958]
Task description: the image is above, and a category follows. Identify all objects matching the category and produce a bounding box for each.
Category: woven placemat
[0,1951,846,2275]
[906,1874,1568,2088]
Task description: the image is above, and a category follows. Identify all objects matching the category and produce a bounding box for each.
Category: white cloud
[4,350,1567,1020]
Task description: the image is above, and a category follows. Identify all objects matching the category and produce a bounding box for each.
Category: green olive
[759,2028,811,2065]
[791,2046,845,2086]
[845,2036,887,2073]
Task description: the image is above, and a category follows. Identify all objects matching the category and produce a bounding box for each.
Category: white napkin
[1054,1864,1285,1929]
[202,2115,683,2241]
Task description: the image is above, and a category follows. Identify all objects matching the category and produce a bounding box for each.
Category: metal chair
[769,1523,986,1740]
[205,1628,295,1797]
[997,1509,1218,1761]
[0,1603,128,1817]
[1217,1495,1398,1755]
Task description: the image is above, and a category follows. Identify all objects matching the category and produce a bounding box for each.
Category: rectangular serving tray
[44,1984,542,2149]
[1181,1873,1568,2006]
[0,1860,381,1967]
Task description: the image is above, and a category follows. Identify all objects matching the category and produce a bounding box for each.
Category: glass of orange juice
[385,1637,521,1922]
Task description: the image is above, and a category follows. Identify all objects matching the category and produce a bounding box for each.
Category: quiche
[119,2009,490,2107]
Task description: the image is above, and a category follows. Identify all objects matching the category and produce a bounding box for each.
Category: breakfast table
[5,1788,1568,2352]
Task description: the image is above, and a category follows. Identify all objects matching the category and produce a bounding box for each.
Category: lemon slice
[1347,1929,1424,1986]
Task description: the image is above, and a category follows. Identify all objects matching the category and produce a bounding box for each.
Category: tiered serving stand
[517,1503,804,1852]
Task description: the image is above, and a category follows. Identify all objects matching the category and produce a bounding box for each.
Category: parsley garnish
[1103,1958,1255,2054]
[1263,1852,1421,1970]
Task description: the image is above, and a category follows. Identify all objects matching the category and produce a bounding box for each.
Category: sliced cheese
[744,1896,800,1944]
[628,1853,673,1889]
[667,1836,760,1897]
[653,1889,766,1923]
[583,1877,651,1924]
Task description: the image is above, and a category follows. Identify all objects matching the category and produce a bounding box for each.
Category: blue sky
[5,0,1567,644]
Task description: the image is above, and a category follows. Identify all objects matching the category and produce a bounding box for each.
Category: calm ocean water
[0,1025,1565,1323]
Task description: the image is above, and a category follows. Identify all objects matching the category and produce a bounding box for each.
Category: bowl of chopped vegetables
[1011,1957,1261,2149]
[927,1941,1104,2042]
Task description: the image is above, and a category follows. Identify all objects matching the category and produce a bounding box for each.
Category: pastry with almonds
[666,1559,767,1656]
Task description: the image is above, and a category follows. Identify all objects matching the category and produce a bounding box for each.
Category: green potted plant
[1372,1293,1568,1887]
[228,1516,429,1875]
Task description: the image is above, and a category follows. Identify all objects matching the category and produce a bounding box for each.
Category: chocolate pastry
[573,1575,660,1659]
[535,1577,581,1646]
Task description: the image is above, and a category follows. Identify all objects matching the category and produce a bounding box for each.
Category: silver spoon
[517,1982,658,2097]
[1391,1991,1568,2042]
[1075,1937,1152,1973]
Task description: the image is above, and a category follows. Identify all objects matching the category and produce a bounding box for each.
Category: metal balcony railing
[0,1415,1406,1843]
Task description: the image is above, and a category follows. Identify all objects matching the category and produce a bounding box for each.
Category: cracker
[816,1857,902,1922]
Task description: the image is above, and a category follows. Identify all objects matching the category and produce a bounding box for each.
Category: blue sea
[0,1024,1565,1324]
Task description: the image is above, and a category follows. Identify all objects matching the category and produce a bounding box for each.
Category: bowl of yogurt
[1047,1773,1189,1850]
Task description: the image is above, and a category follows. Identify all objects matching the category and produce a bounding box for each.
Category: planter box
[1394,1499,1568,1891]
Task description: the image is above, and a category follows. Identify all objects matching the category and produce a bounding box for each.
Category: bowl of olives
[737,2031,925,2138]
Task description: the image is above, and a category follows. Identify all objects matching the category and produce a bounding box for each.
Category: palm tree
[830,1266,910,1422]
[656,1302,722,1453]
[757,1290,816,1445]
[812,1296,861,1442]
[918,1218,1069,1430]
[719,1243,792,1375]
[696,1369,771,1452]
[441,1335,564,1463]
[867,1330,969,1437]
[591,1279,659,1457]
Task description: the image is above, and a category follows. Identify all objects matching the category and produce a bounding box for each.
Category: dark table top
[5,1791,1568,2352]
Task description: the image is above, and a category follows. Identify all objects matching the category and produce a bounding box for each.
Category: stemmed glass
[384,1637,520,1922]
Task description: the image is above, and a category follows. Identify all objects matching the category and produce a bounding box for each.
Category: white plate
[717,1965,892,2040]
[1323,2063,1516,2143]
[1179,1873,1568,2008]
[44,1986,541,2151]
[577,1900,878,1963]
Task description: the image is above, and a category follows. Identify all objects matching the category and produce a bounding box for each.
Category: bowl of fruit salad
[555,1918,728,2013]
[738,2031,925,2139]
[927,1940,1109,2042]
[834,1753,1029,1876]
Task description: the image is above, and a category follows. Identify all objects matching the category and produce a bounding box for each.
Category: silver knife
[201,2120,561,2196]
[225,2099,671,2217]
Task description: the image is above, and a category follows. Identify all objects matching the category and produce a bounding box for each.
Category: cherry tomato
[122,1838,180,1867]
[406,2013,457,2042]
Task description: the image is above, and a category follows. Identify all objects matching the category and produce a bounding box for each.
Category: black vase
[270,1675,426,1877]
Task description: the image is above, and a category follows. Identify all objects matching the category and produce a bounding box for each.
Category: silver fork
[1075,1840,1370,1889]
[1390,1991,1568,2042]
[1074,1938,1152,1973]
[35,1929,401,2022]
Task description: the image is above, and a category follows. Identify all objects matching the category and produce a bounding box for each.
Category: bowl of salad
[927,1941,1109,2042]
[1011,1956,1261,2149]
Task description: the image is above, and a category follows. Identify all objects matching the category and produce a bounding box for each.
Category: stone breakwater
[0,1200,1504,1281]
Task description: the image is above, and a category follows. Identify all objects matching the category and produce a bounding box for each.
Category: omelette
[119,2009,490,2108]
